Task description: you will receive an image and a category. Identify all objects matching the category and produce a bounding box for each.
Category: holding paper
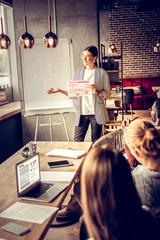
[47,45,110,143]
[67,80,90,97]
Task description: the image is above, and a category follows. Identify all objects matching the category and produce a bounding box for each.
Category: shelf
[101,42,124,120]
[102,55,121,60]
[106,70,121,73]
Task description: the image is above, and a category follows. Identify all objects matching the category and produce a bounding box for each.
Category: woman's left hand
[90,84,97,94]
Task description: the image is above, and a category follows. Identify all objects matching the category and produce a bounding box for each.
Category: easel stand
[34,113,70,141]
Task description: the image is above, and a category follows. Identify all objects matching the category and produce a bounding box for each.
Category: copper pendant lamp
[43,0,58,48]
[0,16,11,49]
[19,16,34,49]
[154,40,160,52]
[110,42,117,53]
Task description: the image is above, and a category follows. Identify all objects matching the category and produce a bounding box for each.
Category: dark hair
[83,46,98,57]
[81,144,143,240]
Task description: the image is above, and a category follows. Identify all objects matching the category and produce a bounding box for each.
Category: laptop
[15,153,68,202]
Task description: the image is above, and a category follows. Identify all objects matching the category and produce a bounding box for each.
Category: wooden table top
[111,86,140,94]
[0,141,92,240]
[0,101,21,121]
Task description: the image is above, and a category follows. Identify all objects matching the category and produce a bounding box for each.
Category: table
[0,101,20,121]
[0,101,22,163]
[0,141,92,240]
[106,95,122,121]
[111,86,140,95]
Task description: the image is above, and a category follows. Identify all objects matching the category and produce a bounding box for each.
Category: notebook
[15,153,68,202]
[46,148,87,159]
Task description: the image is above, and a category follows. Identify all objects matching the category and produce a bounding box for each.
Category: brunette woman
[81,144,160,240]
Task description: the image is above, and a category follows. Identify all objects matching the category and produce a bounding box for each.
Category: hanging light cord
[24,0,26,16]
[48,0,50,16]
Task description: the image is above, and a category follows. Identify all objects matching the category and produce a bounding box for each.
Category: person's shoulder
[95,66,106,73]
[95,67,109,78]
[132,164,145,175]
[73,68,85,80]
[132,164,160,178]
[74,68,85,74]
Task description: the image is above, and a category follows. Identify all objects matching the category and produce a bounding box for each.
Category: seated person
[124,119,160,218]
[123,98,160,167]
[151,98,160,127]
[57,101,160,222]
[81,144,160,240]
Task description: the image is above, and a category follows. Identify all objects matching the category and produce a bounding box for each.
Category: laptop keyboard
[24,182,55,198]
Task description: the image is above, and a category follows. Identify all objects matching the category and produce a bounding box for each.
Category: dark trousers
[74,115,102,143]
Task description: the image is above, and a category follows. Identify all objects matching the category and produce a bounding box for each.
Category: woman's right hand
[47,88,59,94]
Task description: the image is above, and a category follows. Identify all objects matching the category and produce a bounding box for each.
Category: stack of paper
[46,149,87,159]
[0,202,58,224]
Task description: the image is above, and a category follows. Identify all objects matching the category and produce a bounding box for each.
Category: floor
[117,109,152,122]
[44,109,152,240]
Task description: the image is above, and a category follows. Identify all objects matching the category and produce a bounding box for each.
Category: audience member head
[151,98,160,126]
[81,144,142,240]
[125,119,160,170]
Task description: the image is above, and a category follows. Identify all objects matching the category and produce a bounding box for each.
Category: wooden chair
[104,120,122,133]
[123,89,134,117]
[93,128,124,151]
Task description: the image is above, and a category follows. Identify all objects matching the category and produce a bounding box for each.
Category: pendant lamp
[19,16,34,49]
[110,42,117,53]
[154,40,160,52]
[0,17,11,49]
[109,10,117,54]
[43,0,58,48]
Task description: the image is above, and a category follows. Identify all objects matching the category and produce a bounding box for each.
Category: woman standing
[47,46,110,143]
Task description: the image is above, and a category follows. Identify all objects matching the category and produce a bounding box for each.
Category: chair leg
[102,125,105,135]
[130,104,133,118]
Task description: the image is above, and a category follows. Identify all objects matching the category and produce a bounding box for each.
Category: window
[0,3,18,105]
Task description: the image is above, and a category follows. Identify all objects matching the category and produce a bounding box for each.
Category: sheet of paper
[67,80,90,97]
[0,202,58,224]
[46,149,87,159]
[123,153,128,159]
[41,171,75,182]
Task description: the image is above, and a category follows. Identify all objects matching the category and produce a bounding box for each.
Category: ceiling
[98,0,160,11]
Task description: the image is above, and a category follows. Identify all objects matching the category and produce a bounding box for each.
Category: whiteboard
[20,38,75,116]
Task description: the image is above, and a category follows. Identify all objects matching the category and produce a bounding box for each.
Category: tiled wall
[109,6,160,79]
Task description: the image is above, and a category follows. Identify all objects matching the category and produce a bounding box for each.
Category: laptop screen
[16,154,40,195]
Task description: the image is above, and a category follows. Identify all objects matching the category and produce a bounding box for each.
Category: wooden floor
[117,109,152,122]
[44,109,152,240]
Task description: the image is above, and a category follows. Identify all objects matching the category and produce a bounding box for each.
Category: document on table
[0,202,58,224]
[41,171,75,182]
[46,148,87,159]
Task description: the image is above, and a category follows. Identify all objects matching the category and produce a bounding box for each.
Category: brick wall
[109,6,160,78]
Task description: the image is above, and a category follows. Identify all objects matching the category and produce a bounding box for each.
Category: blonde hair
[125,119,160,159]
[81,144,142,240]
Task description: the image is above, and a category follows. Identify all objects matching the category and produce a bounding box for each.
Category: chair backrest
[93,128,124,151]
[123,89,134,104]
